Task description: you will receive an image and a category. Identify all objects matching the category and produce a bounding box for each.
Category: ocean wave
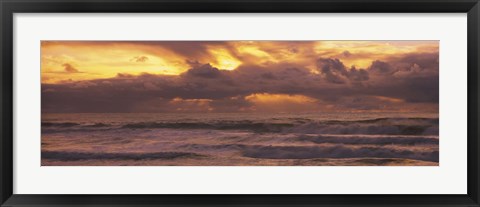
[121,121,294,132]
[42,144,438,162]
[41,117,439,135]
[241,145,439,162]
[86,123,112,128]
[284,118,438,135]
[42,151,205,161]
[170,143,438,162]
[42,122,111,128]
[42,122,80,127]
[295,134,438,145]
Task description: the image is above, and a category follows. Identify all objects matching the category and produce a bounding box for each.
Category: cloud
[316,58,369,84]
[244,93,323,113]
[130,56,149,63]
[369,60,393,74]
[184,63,223,79]
[42,52,438,113]
[62,63,79,73]
[342,50,352,57]
[41,41,439,85]
[348,67,369,82]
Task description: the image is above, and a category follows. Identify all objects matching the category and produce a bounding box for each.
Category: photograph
[40,40,439,166]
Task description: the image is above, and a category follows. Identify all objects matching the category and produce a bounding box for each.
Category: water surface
[41,112,439,166]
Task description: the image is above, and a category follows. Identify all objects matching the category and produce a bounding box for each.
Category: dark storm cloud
[369,60,393,74]
[316,58,369,84]
[42,52,439,113]
[184,63,223,79]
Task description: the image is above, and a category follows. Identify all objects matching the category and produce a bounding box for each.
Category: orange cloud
[206,46,242,70]
[169,97,214,112]
[41,40,438,85]
[314,41,439,68]
[245,93,322,113]
[62,63,79,73]
[130,56,149,63]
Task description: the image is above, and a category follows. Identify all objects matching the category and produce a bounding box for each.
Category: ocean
[41,112,439,166]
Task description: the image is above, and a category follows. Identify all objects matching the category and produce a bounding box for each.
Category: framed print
[1,0,479,206]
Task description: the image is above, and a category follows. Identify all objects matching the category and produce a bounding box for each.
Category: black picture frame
[1,0,479,206]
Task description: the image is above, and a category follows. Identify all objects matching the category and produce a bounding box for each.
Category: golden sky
[41,41,439,113]
[41,41,438,84]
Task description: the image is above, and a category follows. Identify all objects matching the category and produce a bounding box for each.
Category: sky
[41,41,439,113]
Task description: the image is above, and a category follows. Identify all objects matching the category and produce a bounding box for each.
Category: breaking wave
[42,144,438,162]
[42,151,205,161]
[295,134,438,145]
[240,144,439,162]
[121,121,294,132]
[42,117,439,135]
